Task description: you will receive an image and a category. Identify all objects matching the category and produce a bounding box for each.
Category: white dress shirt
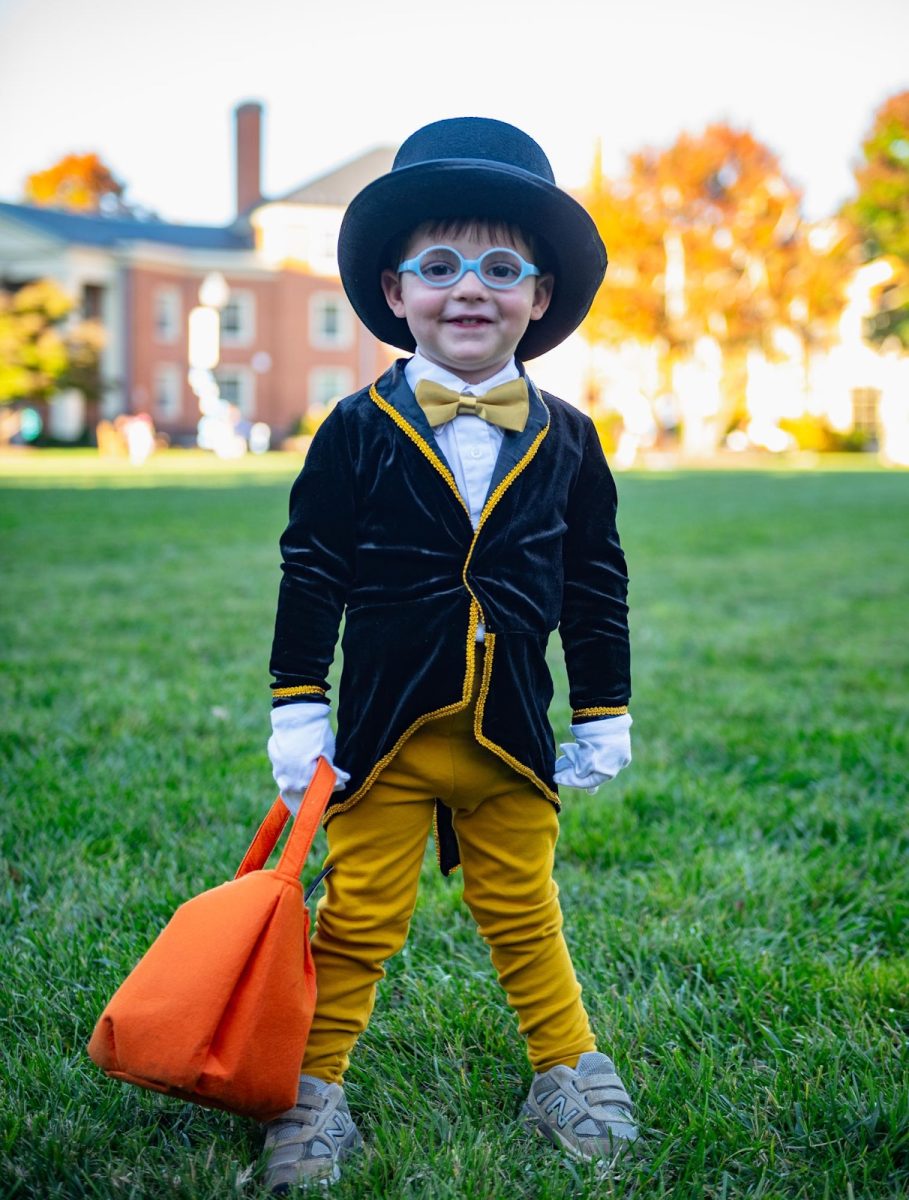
[405,349,520,643]
[404,349,516,529]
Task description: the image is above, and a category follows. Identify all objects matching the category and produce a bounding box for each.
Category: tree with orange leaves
[24,153,127,214]
[844,90,909,348]
[584,124,854,420]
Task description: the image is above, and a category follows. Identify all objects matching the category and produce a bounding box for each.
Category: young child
[264,116,636,1192]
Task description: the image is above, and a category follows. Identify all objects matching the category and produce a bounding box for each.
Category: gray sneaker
[522,1051,638,1170]
[262,1075,363,1192]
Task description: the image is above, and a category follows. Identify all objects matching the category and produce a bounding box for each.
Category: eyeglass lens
[415,247,525,288]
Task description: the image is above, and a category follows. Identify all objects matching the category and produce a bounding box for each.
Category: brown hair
[384,218,546,274]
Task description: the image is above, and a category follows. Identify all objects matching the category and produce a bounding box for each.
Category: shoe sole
[522,1103,632,1175]
[272,1166,340,1195]
[266,1129,363,1193]
[270,1162,340,1195]
[268,1138,366,1194]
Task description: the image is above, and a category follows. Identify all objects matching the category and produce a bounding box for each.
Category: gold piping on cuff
[473,632,559,807]
[573,705,629,718]
[324,599,482,823]
[272,685,327,698]
[369,384,468,516]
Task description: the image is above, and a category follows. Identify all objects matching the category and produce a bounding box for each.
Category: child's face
[380,225,553,383]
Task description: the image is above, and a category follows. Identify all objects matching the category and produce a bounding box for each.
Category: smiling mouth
[446,316,492,326]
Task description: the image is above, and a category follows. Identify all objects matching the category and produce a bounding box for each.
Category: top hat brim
[337,159,607,361]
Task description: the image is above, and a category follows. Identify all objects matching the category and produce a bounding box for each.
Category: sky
[0,0,907,227]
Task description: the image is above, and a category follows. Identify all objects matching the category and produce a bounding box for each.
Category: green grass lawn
[1,458,907,1199]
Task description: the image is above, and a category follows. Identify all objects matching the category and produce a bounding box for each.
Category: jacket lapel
[370,359,550,533]
[383,360,451,461]
[370,361,472,527]
[481,373,550,508]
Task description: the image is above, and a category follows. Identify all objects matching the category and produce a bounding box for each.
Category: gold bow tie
[414,378,529,433]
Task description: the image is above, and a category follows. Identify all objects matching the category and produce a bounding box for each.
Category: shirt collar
[404,348,520,397]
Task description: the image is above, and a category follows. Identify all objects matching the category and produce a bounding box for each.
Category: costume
[265,117,635,1105]
[269,358,630,873]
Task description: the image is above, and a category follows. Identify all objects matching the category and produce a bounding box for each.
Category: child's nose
[451,267,489,299]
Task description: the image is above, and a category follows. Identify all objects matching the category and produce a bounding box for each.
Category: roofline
[0,206,66,247]
[116,241,275,276]
[0,201,250,249]
[275,143,397,203]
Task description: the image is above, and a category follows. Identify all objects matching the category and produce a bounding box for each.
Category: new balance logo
[326,1114,350,1145]
[544,1095,581,1129]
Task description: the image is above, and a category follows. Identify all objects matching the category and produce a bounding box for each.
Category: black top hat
[337,117,607,361]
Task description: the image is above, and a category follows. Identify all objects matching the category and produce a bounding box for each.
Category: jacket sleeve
[269,405,356,706]
[558,418,631,723]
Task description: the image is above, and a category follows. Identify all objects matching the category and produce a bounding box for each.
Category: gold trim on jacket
[324,380,555,824]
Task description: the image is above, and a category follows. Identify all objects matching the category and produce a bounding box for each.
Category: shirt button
[469,447,483,459]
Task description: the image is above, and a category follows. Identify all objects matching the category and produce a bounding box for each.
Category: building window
[215,366,255,418]
[154,287,181,343]
[851,388,880,439]
[154,364,183,421]
[318,228,338,264]
[308,367,353,410]
[310,292,353,348]
[220,290,256,347]
[82,284,104,319]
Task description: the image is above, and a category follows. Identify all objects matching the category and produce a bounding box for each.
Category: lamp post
[188,272,245,457]
[198,271,229,311]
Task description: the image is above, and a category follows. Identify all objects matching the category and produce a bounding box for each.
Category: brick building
[0,102,395,443]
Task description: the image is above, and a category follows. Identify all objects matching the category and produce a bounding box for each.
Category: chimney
[235,101,263,216]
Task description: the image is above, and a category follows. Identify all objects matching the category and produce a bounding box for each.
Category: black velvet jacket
[269,360,630,873]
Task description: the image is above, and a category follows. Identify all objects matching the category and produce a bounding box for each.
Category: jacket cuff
[270,683,329,708]
[571,703,629,723]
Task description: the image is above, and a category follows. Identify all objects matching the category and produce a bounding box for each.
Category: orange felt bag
[87,757,335,1122]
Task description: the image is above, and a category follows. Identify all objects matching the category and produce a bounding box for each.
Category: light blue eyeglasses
[397,245,540,290]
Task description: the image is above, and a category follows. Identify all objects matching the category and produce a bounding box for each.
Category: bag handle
[234,756,335,881]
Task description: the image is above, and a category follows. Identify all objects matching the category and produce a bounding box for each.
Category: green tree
[844,89,909,347]
[0,280,104,405]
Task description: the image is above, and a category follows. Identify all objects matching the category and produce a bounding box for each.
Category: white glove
[267,702,350,815]
[554,713,632,794]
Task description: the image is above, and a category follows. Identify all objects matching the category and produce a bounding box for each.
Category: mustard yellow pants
[302,667,596,1084]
